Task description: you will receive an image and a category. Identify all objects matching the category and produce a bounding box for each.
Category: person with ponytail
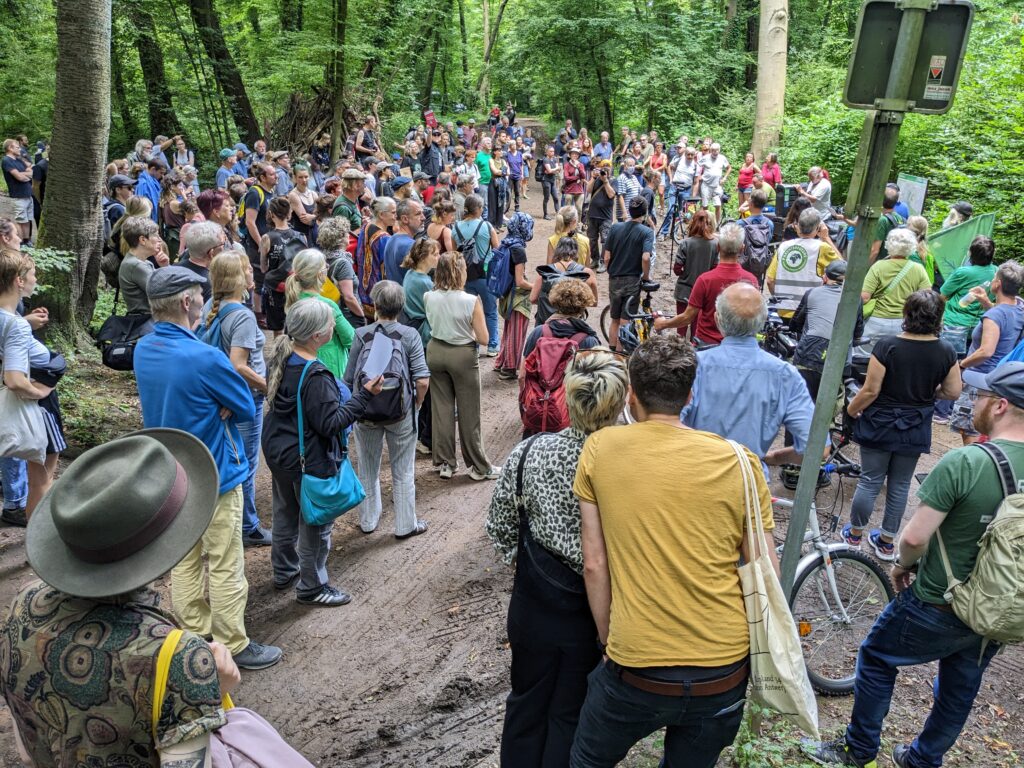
[261,298,383,606]
[546,205,590,266]
[201,250,272,547]
[284,248,355,378]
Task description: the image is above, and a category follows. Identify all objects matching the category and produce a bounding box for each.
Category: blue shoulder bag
[296,360,365,526]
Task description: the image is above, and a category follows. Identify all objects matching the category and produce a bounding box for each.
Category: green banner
[931,213,995,278]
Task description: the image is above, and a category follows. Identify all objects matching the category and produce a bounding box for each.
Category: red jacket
[562,161,585,195]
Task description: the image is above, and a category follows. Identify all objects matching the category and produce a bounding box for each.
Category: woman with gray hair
[343,281,431,538]
[486,350,629,767]
[285,248,355,378]
[262,298,383,606]
[858,226,932,352]
[318,216,365,327]
[952,260,1024,444]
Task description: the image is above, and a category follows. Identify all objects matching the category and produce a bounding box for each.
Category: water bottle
[959,280,992,308]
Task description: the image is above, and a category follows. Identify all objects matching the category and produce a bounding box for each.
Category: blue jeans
[569,661,747,768]
[235,394,265,535]
[1,457,27,511]
[849,447,920,538]
[480,182,491,221]
[846,589,999,766]
[465,277,499,350]
[659,185,692,236]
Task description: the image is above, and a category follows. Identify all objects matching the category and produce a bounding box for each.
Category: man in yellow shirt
[570,334,778,768]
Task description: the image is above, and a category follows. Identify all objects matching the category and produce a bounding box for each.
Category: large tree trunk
[186,0,261,142]
[329,0,348,163]
[110,23,141,144]
[751,0,788,159]
[40,0,112,329]
[420,25,442,109]
[475,0,510,105]
[457,0,469,95]
[123,0,183,138]
[280,0,303,31]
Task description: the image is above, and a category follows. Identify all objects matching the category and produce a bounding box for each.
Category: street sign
[844,0,975,114]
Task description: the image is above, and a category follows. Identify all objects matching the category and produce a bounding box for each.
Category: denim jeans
[846,589,999,766]
[480,182,491,221]
[849,447,921,538]
[235,393,265,535]
[464,277,499,350]
[659,186,692,236]
[1,457,27,511]
[569,661,747,768]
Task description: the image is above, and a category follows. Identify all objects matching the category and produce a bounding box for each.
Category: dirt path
[0,170,1021,767]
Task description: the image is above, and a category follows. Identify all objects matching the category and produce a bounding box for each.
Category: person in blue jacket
[134,266,283,672]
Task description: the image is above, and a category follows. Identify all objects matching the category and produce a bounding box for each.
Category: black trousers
[506,177,522,212]
[488,181,503,227]
[417,390,432,449]
[786,367,823,447]
[500,590,600,768]
[541,178,557,216]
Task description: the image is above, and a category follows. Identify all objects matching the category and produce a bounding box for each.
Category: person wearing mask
[424,253,499,481]
[200,250,272,548]
[486,351,628,767]
[547,206,591,266]
[262,299,382,606]
[117,216,171,316]
[285,249,356,379]
[951,260,1024,444]
[494,213,536,380]
[858,228,932,353]
[134,267,281,670]
[840,290,962,561]
[603,197,654,352]
[344,281,431,538]
[453,195,501,355]
[670,210,719,338]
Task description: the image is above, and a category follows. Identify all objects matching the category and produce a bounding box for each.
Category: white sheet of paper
[360,334,392,381]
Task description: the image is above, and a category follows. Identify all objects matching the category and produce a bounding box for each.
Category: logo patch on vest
[781,245,810,273]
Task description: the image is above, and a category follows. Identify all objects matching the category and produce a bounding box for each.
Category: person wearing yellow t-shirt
[546,205,590,266]
[766,208,841,318]
[571,334,777,768]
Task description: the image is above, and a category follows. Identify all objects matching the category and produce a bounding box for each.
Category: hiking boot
[841,524,862,549]
[297,584,352,607]
[869,530,895,561]
[233,641,283,670]
[803,735,877,767]
[891,745,912,768]
[496,368,517,380]
[469,465,501,481]
[416,441,431,456]
[438,463,454,480]
[1,507,27,527]
[242,525,272,547]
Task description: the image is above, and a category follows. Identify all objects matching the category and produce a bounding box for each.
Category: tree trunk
[186,0,261,142]
[591,53,614,131]
[745,3,758,90]
[751,0,788,159]
[280,0,302,31]
[41,0,112,329]
[475,0,510,104]
[330,0,348,163]
[457,0,469,94]
[421,25,442,109]
[124,0,183,138]
[110,24,141,143]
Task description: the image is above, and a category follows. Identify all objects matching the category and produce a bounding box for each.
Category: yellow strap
[152,629,234,743]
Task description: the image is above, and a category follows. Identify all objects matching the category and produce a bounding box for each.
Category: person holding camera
[419,129,444,185]
[586,162,616,271]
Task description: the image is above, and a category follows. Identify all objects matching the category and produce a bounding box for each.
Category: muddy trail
[0,151,1022,767]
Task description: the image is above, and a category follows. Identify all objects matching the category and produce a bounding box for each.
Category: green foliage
[728,703,817,768]
[22,245,74,294]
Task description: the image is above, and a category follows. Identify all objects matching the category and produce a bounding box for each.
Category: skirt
[495,310,530,372]
[39,390,66,455]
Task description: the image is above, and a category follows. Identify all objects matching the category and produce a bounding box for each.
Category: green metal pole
[779,5,928,593]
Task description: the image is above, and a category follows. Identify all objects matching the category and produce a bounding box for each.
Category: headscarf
[505,211,534,244]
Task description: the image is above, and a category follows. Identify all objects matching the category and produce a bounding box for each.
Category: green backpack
[936,442,1024,648]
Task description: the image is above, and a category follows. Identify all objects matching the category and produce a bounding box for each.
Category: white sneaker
[416,441,431,456]
[469,465,501,481]
[438,463,454,480]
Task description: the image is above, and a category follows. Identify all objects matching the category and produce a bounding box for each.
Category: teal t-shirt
[402,269,434,347]
[914,439,1024,605]
[476,151,493,185]
[940,263,997,328]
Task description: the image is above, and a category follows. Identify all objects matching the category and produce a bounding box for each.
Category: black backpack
[352,325,413,424]
[741,217,774,273]
[264,230,308,292]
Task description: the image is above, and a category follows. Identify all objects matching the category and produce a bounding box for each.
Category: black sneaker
[296,584,352,607]
[232,641,283,670]
[803,736,877,767]
[243,526,272,547]
[1,507,27,527]
[273,572,299,591]
[891,745,911,768]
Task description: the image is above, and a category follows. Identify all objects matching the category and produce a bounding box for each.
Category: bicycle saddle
[640,280,660,293]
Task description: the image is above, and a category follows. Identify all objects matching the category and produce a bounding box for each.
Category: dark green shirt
[914,439,1024,605]
[332,194,362,235]
[872,211,904,260]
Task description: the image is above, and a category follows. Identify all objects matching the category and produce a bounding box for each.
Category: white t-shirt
[424,289,478,345]
[0,309,50,375]
[672,158,698,187]
[698,154,730,189]
[807,178,833,217]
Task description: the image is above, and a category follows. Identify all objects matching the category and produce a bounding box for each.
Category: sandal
[395,520,429,540]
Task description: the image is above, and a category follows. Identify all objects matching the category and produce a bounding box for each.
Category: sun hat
[26,429,219,598]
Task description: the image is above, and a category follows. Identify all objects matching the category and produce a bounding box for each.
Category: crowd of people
[0,106,1021,768]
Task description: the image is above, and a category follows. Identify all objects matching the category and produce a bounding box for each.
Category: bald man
[680,281,815,474]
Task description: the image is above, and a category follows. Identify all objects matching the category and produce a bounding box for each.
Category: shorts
[263,287,287,331]
[700,183,722,208]
[11,197,32,224]
[940,325,970,357]
[608,276,642,320]
[243,237,265,287]
[738,186,753,194]
[950,384,979,436]
[39,390,66,455]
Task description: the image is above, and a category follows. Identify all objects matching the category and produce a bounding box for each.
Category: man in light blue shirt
[681,282,814,474]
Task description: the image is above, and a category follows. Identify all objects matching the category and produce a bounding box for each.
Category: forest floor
[0,153,1021,766]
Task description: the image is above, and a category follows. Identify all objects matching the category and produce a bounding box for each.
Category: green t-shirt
[914,439,1024,605]
[940,263,997,329]
[332,195,362,235]
[862,258,931,319]
[873,212,904,260]
[476,151,493,185]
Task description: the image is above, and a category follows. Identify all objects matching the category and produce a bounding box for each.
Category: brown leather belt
[927,602,954,613]
[610,660,750,697]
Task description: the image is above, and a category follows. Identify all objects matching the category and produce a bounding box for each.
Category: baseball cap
[953,201,974,218]
[219,148,236,160]
[962,362,1024,409]
[824,260,847,281]
[233,142,251,154]
[108,174,135,191]
[375,161,390,172]
[392,176,412,189]
[146,266,207,300]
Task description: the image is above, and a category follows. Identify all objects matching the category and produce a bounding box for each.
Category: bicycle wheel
[789,549,894,696]
[671,213,686,246]
[599,304,612,344]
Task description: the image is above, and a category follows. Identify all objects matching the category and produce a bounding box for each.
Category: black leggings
[506,177,522,212]
[542,178,557,216]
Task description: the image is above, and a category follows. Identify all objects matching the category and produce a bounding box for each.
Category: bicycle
[599,279,661,354]
[662,188,701,247]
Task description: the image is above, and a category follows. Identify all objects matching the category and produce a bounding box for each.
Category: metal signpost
[779,0,975,593]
